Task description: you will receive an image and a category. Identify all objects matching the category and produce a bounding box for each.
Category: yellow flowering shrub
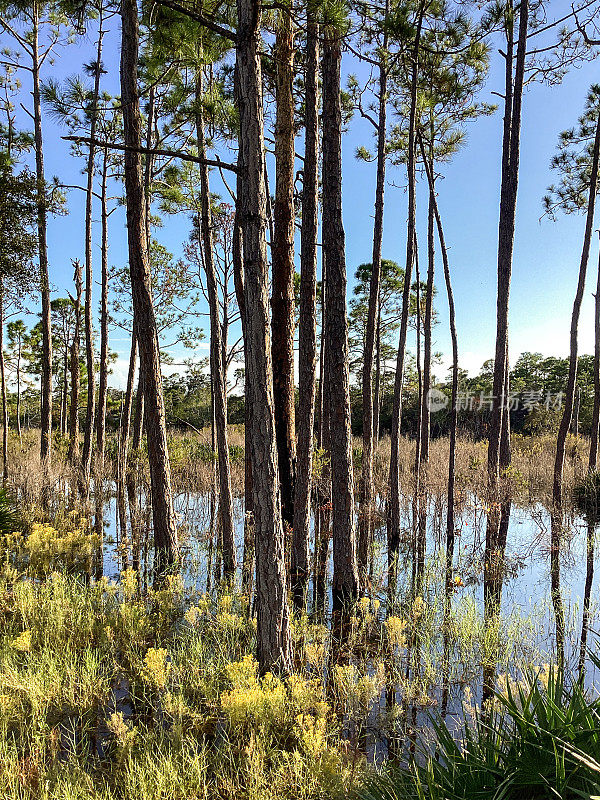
[332,662,386,716]
[412,596,425,619]
[216,611,245,633]
[218,595,233,613]
[220,656,329,740]
[10,629,31,652]
[23,520,99,577]
[385,616,407,648]
[121,568,138,601]
[142,647,171,690]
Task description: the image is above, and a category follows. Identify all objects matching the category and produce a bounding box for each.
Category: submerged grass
[0,543,573,799]
[0,569,361,799]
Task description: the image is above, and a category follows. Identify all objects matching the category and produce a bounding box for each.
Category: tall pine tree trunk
[359,9,388,587]
[232,163,255,595]
[96,146,109,470]
[0,278,7,484]
[196,70,236,581]
[68,260,82,463]
[590,240,600,470]
[32,2,52,467]
[388,9,423,595]
[420,185,435,464]
[120,0,178,582]
[236,0,292,674]
[485,3,528,657]
[291,11,319,611]
[322,26,359,620]
[487,0,527,515]
[271,0,296,530]
[82,14,105,488]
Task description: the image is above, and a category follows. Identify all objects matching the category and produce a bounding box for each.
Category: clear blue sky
[3,12,600,389]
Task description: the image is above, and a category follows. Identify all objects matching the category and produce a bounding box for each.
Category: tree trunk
[0,279,8,484]
[420,185,435,464]
[68,260,83,463]
[359,9,388,588]
[322,27,359,620]
[590,240,600,471]
[236,0,292,674]
[314,254,330,619]
[291,11,319,611]
[485,1,528,628]
[196,70,236,581]
[388,9,423,595]
[271,0,296,530]
[421,142,468,709]
[117,331,137,554]
[96,146,109,470]
[61,335,68,436]
[233,162,255,596]
[120,0,178,582]
[32,3,52,466]
[16,334,21,446]
[554,101,600,505]
[487,0,527,490]
[373,307,381,444]
[82,13,105,489]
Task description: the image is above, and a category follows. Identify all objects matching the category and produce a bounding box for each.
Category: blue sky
[3,12,600,389]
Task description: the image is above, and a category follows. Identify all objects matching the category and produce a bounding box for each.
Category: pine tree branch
[62,136,239,172]
[151,0,237,42]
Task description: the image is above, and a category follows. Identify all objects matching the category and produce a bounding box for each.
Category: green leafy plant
[357,666,600,800]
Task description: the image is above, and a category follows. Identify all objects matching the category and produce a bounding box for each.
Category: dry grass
[2,427,589,513]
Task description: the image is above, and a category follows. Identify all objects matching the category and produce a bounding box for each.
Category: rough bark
[322,27,359,619]
[236,0,292,674]
[291,12,319,611]
[313,253,329,619]
[271,0,296,530]
[120,0,178,581]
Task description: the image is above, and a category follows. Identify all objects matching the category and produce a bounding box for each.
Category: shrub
[357,666,600,800]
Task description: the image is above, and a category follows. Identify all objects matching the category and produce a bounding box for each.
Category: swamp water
[89,485,600,760]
